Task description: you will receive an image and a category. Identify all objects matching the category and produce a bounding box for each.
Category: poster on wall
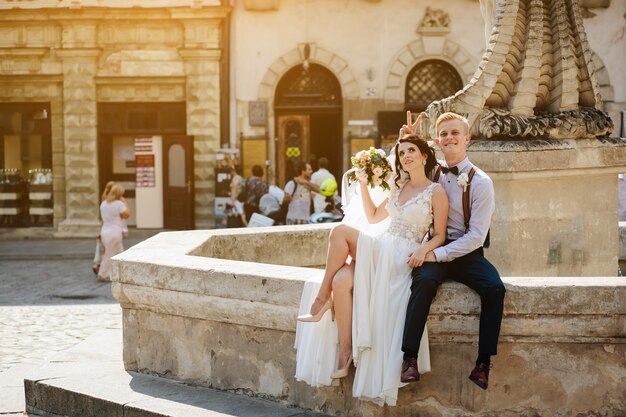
[135,137,156,188]
[134,136,163,228]
[135,155,156,188]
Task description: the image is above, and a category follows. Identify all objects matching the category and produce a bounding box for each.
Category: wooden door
[163,136,194,230]
[276,115,310,186]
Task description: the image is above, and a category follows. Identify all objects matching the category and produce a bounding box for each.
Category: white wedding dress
[295,180,435,406]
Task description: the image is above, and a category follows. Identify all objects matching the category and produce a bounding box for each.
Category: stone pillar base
[468,138,626,276]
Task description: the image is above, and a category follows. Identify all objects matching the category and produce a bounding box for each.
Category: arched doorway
[405,59,463,112]
[274,63,342,186]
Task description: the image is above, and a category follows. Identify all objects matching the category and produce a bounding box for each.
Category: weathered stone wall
[112,226,626,417]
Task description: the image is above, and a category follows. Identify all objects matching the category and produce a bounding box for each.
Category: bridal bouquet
[347,147,393,191]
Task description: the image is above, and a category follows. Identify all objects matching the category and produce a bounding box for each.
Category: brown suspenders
[463,167,477,233]
[433,165,489,247]
[433,164,476,233]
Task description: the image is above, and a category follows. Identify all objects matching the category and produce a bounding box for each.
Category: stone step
[22,328,328,417]
[25,369,326,417]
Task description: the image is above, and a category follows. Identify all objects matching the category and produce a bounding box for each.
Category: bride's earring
[422,159,427,166]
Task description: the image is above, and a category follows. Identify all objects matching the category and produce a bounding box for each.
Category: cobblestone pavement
[0,238,145,412]
[0,251,132,372]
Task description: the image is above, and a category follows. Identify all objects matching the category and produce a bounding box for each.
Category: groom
[400,112,505,389]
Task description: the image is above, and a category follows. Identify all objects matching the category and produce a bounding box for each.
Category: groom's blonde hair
[435,112,470,134]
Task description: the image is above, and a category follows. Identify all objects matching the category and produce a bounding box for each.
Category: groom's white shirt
[432,157,495,262]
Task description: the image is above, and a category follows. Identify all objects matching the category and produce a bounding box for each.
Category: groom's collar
[444,157,471,172]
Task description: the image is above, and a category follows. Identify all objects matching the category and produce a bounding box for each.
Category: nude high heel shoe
[331,354,353,379]
[297,300,334,322]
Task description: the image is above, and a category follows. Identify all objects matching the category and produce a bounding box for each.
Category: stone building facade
[0,1,229,236]
[0,0,624,236]
[233,0,625,184]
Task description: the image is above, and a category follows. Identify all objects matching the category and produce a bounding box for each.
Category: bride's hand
[407,246,428,268]
[357,170,368,186]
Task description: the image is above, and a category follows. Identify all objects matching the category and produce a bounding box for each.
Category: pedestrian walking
[98,183,130,282]
[284,161,320,225]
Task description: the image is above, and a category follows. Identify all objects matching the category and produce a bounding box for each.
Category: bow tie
[442,166,459,175]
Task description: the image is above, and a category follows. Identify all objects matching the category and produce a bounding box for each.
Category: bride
[295,132,449,406]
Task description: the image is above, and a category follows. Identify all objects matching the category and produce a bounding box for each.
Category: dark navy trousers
[402,247,505,358]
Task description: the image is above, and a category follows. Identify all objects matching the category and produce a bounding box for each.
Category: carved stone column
[55,47,101,237]
[180,48,222,229]
[175,13,227,229]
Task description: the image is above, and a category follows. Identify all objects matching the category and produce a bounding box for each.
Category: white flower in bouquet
[347,147,393,191]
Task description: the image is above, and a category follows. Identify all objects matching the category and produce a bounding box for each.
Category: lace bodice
[385,182,437,243]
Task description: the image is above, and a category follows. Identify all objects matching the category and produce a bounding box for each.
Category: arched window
[405,60,463,111]
[275,64,342,110]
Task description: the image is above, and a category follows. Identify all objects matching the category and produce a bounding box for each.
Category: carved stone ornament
[417,0,614,140]
[417,7,451,35]
[478,108,613,140]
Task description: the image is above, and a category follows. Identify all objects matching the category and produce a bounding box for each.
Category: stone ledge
[111,227,626,416]
[112,228,626,338]
[467,137,626,173]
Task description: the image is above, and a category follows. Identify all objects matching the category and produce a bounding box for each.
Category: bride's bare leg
[332,263,354,369]
[309,224,359,315]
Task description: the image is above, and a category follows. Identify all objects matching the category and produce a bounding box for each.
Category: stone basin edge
[110,227,626,340]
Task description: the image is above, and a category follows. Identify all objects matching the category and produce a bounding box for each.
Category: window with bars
[405,60,463,112]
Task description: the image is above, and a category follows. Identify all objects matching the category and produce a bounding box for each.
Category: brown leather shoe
[468,363,490,390]
[401,357,420,383]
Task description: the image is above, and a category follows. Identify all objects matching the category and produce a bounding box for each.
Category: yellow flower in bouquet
[347,147,393,191]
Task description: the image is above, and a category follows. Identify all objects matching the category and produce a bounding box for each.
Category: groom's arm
[431,175,495,262]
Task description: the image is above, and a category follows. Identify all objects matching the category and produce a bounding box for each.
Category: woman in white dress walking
[98,183,130,282]
[295,133,449,405]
